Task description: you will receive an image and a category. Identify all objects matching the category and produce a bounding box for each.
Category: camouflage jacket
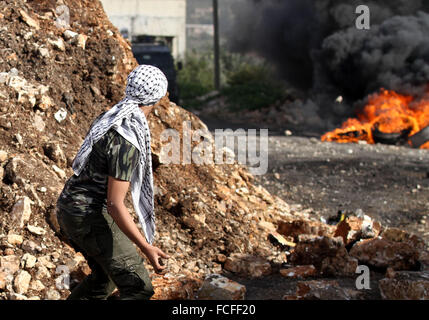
[57,128,140,216]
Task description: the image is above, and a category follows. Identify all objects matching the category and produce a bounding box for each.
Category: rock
[37,95,54,111]
[37,255,55,269]
[280,265,317,279]
[48,38,66,51]
[277,219,334,241]
[7,234,23,246]
[167,261,181,274]
[8,78,27,98]
[66,252,86,272]
[284,280,362,300]
[9,293,28,300]
[27,224,47,236]
[38,85,49,96]
[4,248,14,255]
[182,214,206,230]
[38,47,50,58]
[21,253,37,269]
[0,119,12,130]
[224,253,272,278]
[10,196,32,228]
[50,252,60,264]
[35,265,51,280]
[63,30,78,40]
[349,238,420,270]
[0,271,6,290]
[334,215,381,246]
[258,220,276,232]
[268,231,296,248]
[5,157,30,186]
[0,150,7,162]
[17,89,37,107]
[33,114,46,132]
[321,249,359,277]
[23,32,33,40]
[14,133,23,145]
[381,227,425,251]
[215,254,227,263]
[0,255,20,275]
[22,240,41,253]
[72,34,88,50]
[63,30,88,50]
[90,84,101,96]
[30,280,45,292]
[290,235,358,276]
[38,187,47,193]
[0,72,9,85]
[45,289,61,300]
[197,274,246,300]
[54,108,67,123]
[379,271,429,300]
[69,261,91,282]
[184,261,196,270]
[52,164,67,179]
[13,270,31,294]
[19,9,40,30]
[151,274,203,300]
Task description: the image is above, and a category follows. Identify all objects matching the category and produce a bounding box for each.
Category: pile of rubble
[0,0,428,300]
[196,214,429,300]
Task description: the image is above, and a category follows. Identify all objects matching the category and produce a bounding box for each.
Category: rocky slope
[0,0,291,300]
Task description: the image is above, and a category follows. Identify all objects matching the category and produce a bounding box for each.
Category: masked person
[56,65,170,300]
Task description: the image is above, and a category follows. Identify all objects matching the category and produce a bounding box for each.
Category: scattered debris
[284,280,363,300]
[197,274,246,300]
[350,238,420,271]
[54,108,67,123]
[224,254,272,278]
[379,271,429,300]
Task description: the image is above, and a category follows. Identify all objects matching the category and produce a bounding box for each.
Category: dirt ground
[199,115,429,246]
[199,114,429,299]
[256,136,429,245]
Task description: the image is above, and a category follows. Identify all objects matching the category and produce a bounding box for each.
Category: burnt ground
[199,114,429,300]
[257,136,429,244]
[227,272,385,300]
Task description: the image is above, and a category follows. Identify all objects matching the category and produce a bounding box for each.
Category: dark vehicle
[132,43,179,103]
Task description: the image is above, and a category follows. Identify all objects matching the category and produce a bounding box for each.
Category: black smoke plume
[228,0,429,125]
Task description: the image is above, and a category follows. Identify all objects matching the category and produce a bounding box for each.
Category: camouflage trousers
[56,206,154,300]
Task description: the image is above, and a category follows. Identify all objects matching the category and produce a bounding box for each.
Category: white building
[100,0,186,59]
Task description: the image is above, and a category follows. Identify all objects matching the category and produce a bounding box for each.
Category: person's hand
[141,244,170,274]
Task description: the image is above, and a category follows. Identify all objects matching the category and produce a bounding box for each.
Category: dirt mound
[0,0,293,300]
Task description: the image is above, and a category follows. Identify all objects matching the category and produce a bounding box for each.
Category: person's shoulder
[108,128,138,150]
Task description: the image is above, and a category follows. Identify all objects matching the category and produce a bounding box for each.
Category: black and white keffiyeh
[72,65,168,244]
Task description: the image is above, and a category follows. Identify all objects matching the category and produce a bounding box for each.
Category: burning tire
[372,126,411,146]
[409,125,429,148]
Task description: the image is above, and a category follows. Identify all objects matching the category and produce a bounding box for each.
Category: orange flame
[321,89,429,148]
